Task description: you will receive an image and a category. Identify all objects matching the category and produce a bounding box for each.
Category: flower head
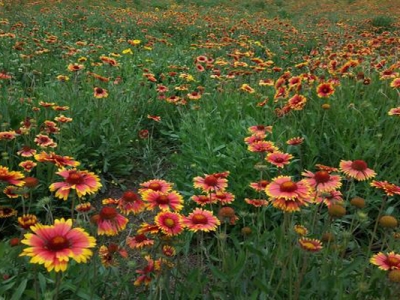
[370,180,400,196]
[155,211,183,236]
[142,190,183,212]
[126,234,154,249]
[0,207,17,218]
[18,214,39,230]
[193,173,228,193]
[93,206,129,236]
[139,179,173,194]
[182,208,220,232]
[49,168,101,200]
[298,238,323,252]
[339,160,376,181]
[266,176,311,200]
[0,166,25,186]
[370,252,400,271]
[34,152,80,168]
[93,87,108,98]
[266,151,293,168]
[20,218,95,272]
[316,82,335,98]
[245,198,269,207]
[249,180,270,192]
[117,190,146,215]
[302,170,342,192]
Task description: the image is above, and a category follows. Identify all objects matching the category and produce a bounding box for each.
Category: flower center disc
[204,175,218,187]
[280,181,298,192]
[157,195,169,205]
[164,218,175,228]
[148,183,161,191]
[192,214,208,224]
[47,236,69,251]
[122,191,139,202]
[351,160,367,171]
[100,207,118,220]
[314,171,330,183]
[135,234,147,243]
[387,257,400,266]
[66,173,83,185]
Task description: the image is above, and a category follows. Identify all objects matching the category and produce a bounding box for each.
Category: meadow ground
[0,0,400,299]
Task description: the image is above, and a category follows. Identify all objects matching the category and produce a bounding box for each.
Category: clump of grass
[370,15,396,32]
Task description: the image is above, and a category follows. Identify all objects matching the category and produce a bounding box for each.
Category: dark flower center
[351,160,367,171]
[157,195,169,205]
[259,180,269,188]
[280,181,298,193]
[100,207,118,220]
[122,191,139,202]
[204,175,218,187]
[314,171,330,183]
[387,257,400,267]
[66,173,83,185]
[135,234,148,243]
[47,236,69,251]
[192,214,208,224]
[148,182,161,191]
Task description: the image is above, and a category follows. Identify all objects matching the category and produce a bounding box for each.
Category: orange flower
[0,166,24,186]
[316,82,335,98]
[298,238,323,252]
[93,87,108,98]
[67,63,85,72]
[370,252,400,271]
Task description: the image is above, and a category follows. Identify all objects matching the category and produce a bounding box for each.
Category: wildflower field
[0,0,400,298]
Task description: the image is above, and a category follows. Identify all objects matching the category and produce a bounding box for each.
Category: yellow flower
[122,48,133,55]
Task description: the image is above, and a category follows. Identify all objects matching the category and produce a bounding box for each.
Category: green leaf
[10,279,27,300]
[38,273,47,294]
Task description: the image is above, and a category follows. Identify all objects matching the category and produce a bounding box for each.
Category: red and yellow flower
[155,211,183,236]
[339,160,376,181]
[117,190,146,215]
[20,218,95,272]
[49,168,101,200]
[266,151,293,168]
[193,173,228,193]
[316,82,335,98]
[142,190,183,212]
[126,234,154,249]
[0,166,25,186]
[370,252,400,271]
[302,170,342,192]
[298,238,323,252]
[182,208,220,232]
[92,206,129,236]
[266,176,311,200]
